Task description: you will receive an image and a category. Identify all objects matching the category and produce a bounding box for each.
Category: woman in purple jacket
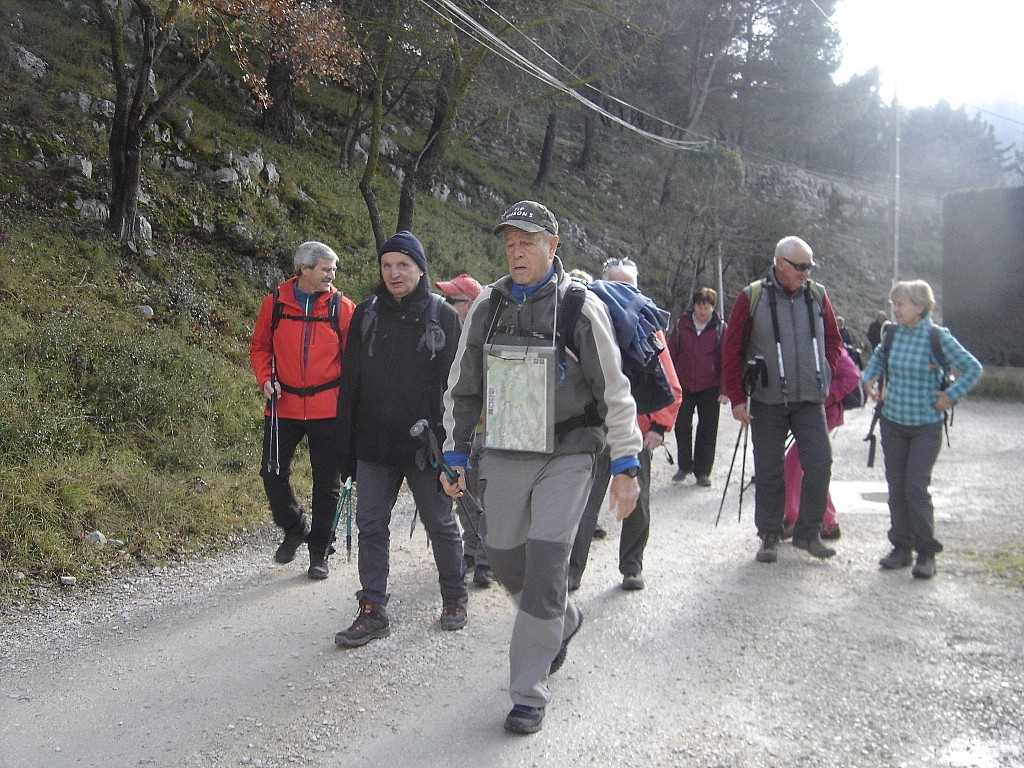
[668,288,729,487]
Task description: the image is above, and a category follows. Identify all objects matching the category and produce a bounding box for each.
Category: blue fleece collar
[509,265,556,304]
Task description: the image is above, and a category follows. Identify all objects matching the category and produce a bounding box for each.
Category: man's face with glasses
[776,251,815,292]
[444,294,473,321]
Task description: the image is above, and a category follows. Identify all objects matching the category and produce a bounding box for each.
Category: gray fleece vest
[744,277,831,405]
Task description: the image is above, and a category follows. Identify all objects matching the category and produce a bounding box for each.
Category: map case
[484,344,556,453]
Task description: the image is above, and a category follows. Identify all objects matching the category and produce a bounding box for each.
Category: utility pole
[892,88,901,286]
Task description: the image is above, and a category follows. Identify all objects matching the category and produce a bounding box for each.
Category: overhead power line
[416,0,709,151]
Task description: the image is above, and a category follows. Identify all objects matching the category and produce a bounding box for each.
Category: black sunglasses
[783,257,815,272]
[445,296,470,305]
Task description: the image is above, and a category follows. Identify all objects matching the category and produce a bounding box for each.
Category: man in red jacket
[250,241,356,580]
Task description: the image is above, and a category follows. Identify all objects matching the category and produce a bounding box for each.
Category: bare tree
[93,0,357,249]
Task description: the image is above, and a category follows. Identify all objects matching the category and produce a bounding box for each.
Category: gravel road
[2,400,1022,768]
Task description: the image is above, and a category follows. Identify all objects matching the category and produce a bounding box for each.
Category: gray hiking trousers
[478,450,595,708]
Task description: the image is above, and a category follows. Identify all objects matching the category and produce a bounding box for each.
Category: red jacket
[249,277,356,420]
[638,330,682,436]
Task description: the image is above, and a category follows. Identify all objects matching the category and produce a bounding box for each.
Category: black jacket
[336,277,461,474]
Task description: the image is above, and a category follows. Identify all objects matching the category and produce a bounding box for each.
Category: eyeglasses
[783,257,815,272]
[602,257,636,270]
[445,296,470,305]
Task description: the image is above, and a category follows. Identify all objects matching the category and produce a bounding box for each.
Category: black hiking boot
[307,550,330,580]
[504,704,545,734]
[756,533,781,563]
[912,552,937,579]
[335,599,390,648]
[879,546,914,570]
[792,535,837,559]
[274,516,310,564]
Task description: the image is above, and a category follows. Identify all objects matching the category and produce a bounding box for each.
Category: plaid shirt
[861,316,982,426]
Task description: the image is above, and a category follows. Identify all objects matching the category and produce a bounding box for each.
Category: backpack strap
[417,293,447,360]
[270,287,348,397]
[929,323,954,441]
[359,295,381,358]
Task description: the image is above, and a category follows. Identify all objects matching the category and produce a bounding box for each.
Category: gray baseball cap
[493,200,559,236]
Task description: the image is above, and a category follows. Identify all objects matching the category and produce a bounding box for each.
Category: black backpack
[359,292,446,360]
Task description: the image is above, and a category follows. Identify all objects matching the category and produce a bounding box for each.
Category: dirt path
[2,401,1022,767]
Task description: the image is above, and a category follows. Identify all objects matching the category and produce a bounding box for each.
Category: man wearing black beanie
[334,231,468,646]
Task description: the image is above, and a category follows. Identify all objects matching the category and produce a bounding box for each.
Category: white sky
[831,0,1024,109]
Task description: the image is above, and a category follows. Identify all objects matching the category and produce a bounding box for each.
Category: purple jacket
[668,311,726,394]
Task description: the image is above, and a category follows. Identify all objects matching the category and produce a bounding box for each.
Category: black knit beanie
[378,231,427,274]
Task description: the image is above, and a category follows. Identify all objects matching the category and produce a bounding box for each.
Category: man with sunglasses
[721,236,843,564]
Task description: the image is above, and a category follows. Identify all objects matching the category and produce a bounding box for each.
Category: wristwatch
[622,466,640,479]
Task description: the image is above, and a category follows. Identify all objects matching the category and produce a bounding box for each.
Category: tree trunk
[263,60,297,143]
[533,111,558,189]
[577,110,595,171]
[108,122,144,248]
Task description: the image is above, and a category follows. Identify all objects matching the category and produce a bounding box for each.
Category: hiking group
[250,202,982,735]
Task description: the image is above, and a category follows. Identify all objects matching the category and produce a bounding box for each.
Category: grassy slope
[7,0,1001,601]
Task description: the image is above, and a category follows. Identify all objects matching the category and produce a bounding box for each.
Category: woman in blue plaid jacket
[862,280,982,580]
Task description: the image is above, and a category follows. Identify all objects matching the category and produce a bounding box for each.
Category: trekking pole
[737,423,749,522]
[410,419,484,538]
[329,476,353,561]
[735,357,765,521]
[266,388,280,475]
[715,424,745,527]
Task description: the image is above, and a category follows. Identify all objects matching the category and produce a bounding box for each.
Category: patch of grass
[987,551,1024,586]
[972,366,1024,400]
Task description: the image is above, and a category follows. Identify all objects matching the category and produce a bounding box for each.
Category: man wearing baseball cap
[436,273,483,323]
[440,201,642,734]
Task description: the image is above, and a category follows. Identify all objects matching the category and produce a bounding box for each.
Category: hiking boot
[695,475,712,487]
[504,704,545,734]
[792,535,836,559]
[820,523,842,540]
[621,572,645,591]
[440,596,468,631]
[274,516,310,564]
[307,552,329,580]
[879,547,914,570]
[472,565,494,588]
[335,599,390,648]
[549,611,583,675]
[912,553,937,579]
[671,469,689,483]
[756,533,781,563]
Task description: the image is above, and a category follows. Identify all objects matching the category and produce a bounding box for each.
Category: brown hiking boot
[440,596,468,631]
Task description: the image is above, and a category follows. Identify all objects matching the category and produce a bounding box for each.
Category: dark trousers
[569,446,651,580]
[259,416,342,557]
[749,400,831,541]
[353,460,466,607]
[674,387,721,476]
[880,418,944,556]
